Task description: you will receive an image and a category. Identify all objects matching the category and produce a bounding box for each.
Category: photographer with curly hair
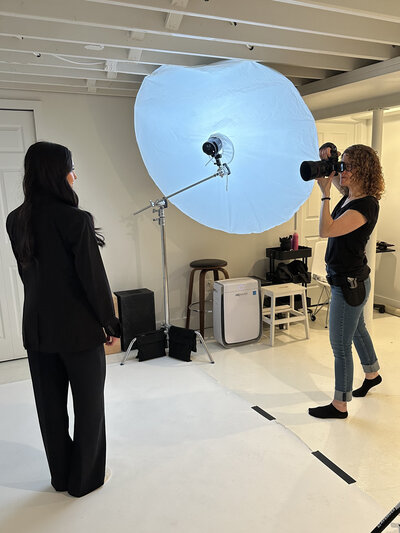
[309,144,385,419]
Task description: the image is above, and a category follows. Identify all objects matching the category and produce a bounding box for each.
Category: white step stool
[261,283,310,346]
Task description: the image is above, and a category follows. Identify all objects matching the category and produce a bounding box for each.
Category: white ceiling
[0,0,399,118]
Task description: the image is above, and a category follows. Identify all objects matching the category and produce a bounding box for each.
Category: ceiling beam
[306,91,400,121]
[0,62,142,84]
[0,15,395,62]
[0,49,339,82]
[82,0,400,44]
[0,50,149,78]
[299,56,400,96]
[1,0,399,47]
[286,76,314,86]
[264,64,337,79]
[0,72,137,90]
[0,79,138,97]
[0,35,373,72]
[271,0,400,24]
[0,36,221,68]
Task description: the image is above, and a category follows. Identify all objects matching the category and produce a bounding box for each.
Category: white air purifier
[213,277,262,348]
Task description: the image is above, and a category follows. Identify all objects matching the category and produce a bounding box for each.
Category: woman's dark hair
[16,141,105,267]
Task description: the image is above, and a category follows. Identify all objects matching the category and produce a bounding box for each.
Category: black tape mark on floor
[252,406,276,421]
[312,451,356,484]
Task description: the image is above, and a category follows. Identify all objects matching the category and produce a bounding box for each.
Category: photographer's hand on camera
[319,146,333,161]
[319,145,344,195]
[317,146,335,197]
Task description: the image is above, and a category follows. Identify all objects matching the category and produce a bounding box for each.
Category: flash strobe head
[202,136,223,157]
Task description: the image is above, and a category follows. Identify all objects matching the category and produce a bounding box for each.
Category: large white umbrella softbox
[134,60,318,234]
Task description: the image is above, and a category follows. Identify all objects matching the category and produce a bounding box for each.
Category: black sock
[308,403,348,419]
[352,375,382,397]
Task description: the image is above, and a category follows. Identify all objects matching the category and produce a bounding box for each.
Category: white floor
[200,310,400,514]
[0,310,398,533]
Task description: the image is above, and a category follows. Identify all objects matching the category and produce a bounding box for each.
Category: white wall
[375,113,400,309]
[0,88,296,328]
[313,113,400,311]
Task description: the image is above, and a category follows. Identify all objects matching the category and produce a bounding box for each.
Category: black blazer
[6,195,120,353]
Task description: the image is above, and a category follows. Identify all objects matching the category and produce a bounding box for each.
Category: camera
[300,142,345,181]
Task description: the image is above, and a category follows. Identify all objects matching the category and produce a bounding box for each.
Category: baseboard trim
[374,294,400,314]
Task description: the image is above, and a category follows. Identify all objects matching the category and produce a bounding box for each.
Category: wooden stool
[186,259,229,337]
[261,283,309,346]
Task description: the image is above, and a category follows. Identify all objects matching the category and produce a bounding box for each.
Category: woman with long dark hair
[309,144,384,419]
[6,141,120,496]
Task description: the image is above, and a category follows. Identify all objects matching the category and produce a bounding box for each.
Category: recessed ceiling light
[85,44,104,51]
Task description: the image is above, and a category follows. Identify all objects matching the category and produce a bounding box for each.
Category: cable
[52,54,104,66]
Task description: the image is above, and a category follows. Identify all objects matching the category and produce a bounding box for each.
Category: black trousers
[27,344,106,497]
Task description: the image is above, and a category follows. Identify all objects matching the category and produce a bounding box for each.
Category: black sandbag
[168,326,197,362]
[135,329,167,361]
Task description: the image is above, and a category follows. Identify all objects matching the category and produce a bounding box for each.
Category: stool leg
[186,269,196,329]
[220,268,229,279]
[270,295,276,346]
[288,294,295,332]
[199,269,207,338]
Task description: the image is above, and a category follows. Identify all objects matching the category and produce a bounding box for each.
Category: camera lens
[300,159,345,181]
[300,160,330,181]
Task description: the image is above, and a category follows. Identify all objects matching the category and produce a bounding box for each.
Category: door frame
[0,99,43,138]
[0,99,43,361]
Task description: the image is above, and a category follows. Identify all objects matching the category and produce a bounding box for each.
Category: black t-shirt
[325,195,379,276]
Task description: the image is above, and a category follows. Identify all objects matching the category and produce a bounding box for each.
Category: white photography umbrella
[134,60,318,235]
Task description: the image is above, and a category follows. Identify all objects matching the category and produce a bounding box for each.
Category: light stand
[121,159,231,365]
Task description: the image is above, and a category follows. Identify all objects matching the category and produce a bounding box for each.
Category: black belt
[326,269,369,289]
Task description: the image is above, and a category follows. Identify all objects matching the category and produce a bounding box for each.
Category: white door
[0,109,37,361]
[297,120,369,303]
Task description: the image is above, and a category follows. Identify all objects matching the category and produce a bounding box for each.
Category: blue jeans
[329,277,380,402]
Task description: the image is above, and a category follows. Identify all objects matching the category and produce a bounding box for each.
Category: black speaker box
[114,289,156,351]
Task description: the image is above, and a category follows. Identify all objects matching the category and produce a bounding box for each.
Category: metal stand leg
[301,289,310,339]
[120,337,137,365]
[310,286,330,326]
[195,331,215,364]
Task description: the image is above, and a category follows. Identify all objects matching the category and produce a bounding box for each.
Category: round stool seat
[190,259,227,269]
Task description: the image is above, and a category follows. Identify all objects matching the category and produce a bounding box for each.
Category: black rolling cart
[266,246,312,284]
[265,245,312,312]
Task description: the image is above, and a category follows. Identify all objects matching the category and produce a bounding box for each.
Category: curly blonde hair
[343,144,385,200]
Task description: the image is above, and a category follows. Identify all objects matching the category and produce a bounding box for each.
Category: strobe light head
[202,136,223,158]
